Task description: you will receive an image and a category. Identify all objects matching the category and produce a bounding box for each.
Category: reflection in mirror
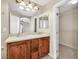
[10,12,20,35]
[39,16,49,29]
[19,18,31,33]
[10,12,31,35]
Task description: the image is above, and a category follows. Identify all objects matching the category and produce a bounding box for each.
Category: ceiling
[59,1,78,13]
[30,0,50,6]
[8,0,51,17]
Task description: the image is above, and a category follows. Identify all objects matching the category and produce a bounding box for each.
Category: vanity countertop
[5,33,50,43]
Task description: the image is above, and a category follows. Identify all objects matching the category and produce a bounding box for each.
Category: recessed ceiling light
[69,0,78,4]
[20,1,26,6]
[19,6,24,10]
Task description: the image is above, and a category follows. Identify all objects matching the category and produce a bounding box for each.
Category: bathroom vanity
[6,34,50,59]
[6,9,50,59]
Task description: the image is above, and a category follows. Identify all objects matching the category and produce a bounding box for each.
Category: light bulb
[34,6,39,10]
[20,1,26,6]
[27,4,33,9]
[19,6,24,10]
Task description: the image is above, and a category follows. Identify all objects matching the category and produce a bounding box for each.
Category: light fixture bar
[16,0,39,12]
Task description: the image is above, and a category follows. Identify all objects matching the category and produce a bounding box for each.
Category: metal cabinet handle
[32,48,38,52]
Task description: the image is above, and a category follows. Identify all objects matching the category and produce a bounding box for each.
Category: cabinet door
[31,51,39,59]
[39,37,50,57]
[7,41,30,59]
[31,39,39,59]
[43,37,49,55]
[39,38,44,57]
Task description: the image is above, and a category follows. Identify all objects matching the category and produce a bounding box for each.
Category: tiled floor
[41,44,77,59]
[58,44,78,59]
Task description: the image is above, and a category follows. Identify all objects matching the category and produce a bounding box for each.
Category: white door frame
[51,0,69,59]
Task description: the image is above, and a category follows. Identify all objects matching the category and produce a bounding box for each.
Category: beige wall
[59,5,78,49]
[1,0,9,59]
[1,0,9,46]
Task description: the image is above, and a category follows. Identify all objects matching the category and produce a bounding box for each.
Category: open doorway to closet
[58,0,78,59]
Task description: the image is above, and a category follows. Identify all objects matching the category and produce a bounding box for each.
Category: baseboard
[48,53,54,59]
[59,42,77,50]
[48,53,58,59]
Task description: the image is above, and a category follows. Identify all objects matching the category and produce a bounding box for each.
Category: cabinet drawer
[31,39,39,50]
[31,39,39,59]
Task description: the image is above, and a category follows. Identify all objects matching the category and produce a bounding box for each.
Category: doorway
[52,0,78,59]
[58,1,78,59]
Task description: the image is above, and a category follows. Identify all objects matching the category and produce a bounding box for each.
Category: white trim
[48,53,54,59]
[48,53,59,58]
[59,42,78,50]
[52,0,70,59]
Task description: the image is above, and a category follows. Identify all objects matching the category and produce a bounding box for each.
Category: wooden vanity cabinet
[43,37,50,55]
[31,39,39,59]
[7,36,50,59]
[7,41,30,59]
[39,37,50,57]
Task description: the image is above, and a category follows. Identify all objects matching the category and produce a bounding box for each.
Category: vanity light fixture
[16,0,39,12]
